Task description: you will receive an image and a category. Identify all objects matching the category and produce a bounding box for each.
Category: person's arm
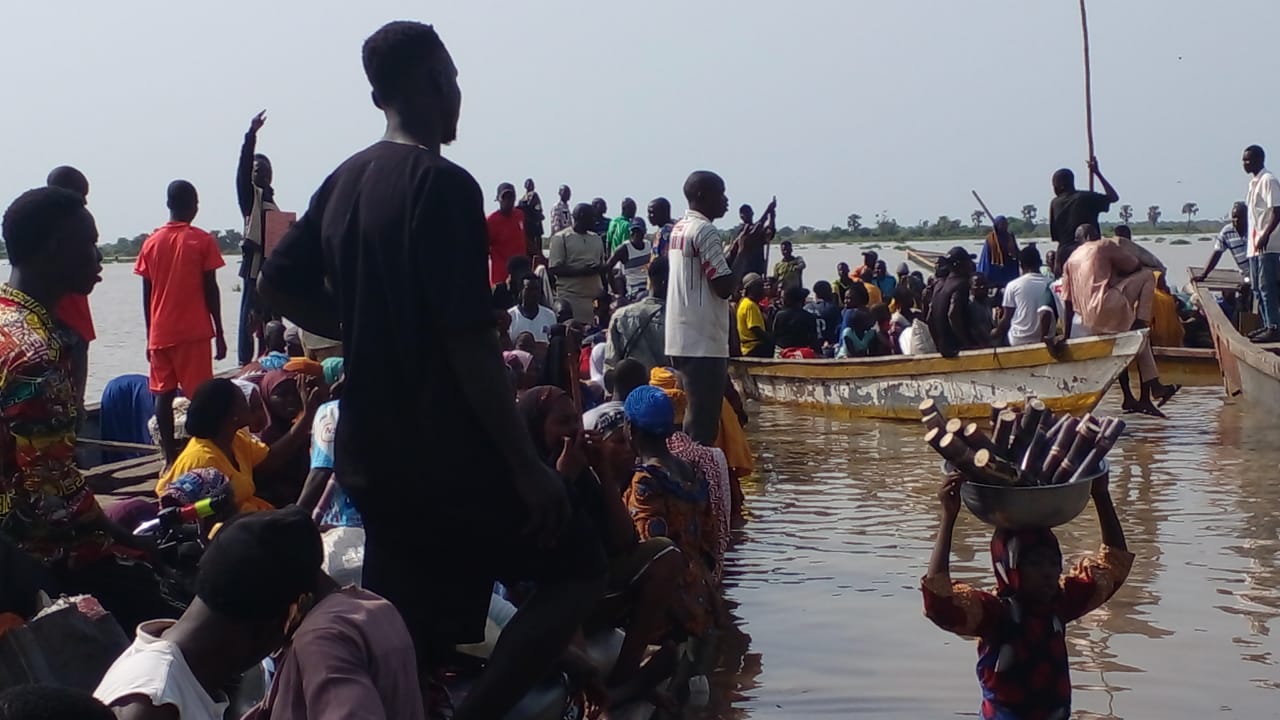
[1090,158,1120,203]
[112,699,181,720]
[921,474,1003,638]
[701,226,740,299]
[258,182,342,339]
[1195,249,1225,281]
[141,279,152,344]
[237,111,266,219]
[290,625,390,719]
[1257,184,1280,252]
[1062,300,1075,340]
[948,289,976,347]
[606,245,628,270]
[994,302,1015,341]
[202,271,226,361]
[1057,469,1135,622]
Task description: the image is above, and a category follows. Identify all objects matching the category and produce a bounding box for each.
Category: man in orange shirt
[487,182,526,287]
[135,181,227,462]
[45,166,96,415]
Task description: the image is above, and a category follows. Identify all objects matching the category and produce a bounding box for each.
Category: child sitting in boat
[921,471,1133,719]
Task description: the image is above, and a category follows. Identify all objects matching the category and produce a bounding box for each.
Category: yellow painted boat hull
[730,331,1146,420]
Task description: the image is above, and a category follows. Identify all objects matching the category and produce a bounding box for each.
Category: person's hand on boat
[1044,334,1067,358]
[248,109,267,135]
[214,332,227,362]
[938,473,963,521]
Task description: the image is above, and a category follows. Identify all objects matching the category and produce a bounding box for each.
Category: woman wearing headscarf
[622,387,717,640]
[516,386,681,708]
[254,369,319,507]
[650,367,751,523]
[157,378,320,513]
[922,471,1134,719]
[978,216,1021,290]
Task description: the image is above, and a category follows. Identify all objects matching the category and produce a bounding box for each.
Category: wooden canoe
[903,249,1223,386]
[1192,275,1280,410]
[729,330,1144,420]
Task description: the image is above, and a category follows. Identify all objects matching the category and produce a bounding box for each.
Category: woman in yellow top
[157,377,321,513]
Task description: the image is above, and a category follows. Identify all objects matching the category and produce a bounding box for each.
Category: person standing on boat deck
[137,181,228,464]
[549,203,608,323]
[772,240,806,292]
[1049,159,1120,274]
[0,186,181,636]
[608,217,652,298]
[606,255,668,373]
[518,178,544,257]
[667,171,754,445]
[1195,202,1251,283]
[45,167,95,419]
[927,247,981,358]
[977,215,1020,289]
[1112,225,1166,273]
[257,22,605,720]
[1060,223,1179,417]
[994,245,1055,347]
[235,110,280,366]
[1243,145,1280,343]
[648,197,676,258]
[550,184,572,236]
[733,202,774,277]
[606,197,638,254]
[487,182,527,287]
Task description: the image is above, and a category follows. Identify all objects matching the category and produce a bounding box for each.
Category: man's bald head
[1075,223,1101,244]
[46,166,89,200]
[683,170,729,221]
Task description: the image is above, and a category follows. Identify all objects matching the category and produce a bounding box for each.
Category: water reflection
[706,387,1280,718]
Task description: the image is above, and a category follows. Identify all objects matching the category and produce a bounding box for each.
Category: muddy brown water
[708,388,1278,718]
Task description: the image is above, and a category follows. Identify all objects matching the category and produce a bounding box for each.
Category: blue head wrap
[322,357,345,386]
[623,385,675,436]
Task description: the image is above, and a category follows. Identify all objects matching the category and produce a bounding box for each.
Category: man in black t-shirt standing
[258,22,605,720]
[1048,158,1120,274]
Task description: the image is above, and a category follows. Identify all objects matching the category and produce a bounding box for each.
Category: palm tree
[971,210,985,228]
[1119,204,1134,225]
[846,213,862,232]
[1181,202,1199,230]
[1147,205,1161,228]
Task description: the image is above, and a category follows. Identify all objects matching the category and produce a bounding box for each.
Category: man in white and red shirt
[1244,145,1280,342]
[665,171,760,444]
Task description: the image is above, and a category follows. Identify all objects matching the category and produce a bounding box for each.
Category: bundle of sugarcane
[918,398,1124,487]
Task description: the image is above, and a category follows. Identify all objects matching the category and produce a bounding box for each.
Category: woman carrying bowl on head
[921,469,1133,720]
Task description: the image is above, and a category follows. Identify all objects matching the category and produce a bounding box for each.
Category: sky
[1,0,1275,243]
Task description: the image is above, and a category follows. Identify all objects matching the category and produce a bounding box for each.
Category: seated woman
[923,471,1133,719]
[232,379,270,434]
[516,386,682,709]
[254,370,318,507]
[622,386,718,642]
[157,378,319,514]
[1150,270,1187,348]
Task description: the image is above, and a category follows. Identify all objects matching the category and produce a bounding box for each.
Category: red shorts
[149,340,213,394]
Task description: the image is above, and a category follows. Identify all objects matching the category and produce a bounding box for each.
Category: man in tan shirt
[1061,224,1178,417]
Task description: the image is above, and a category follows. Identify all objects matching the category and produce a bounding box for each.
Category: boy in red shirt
[487,182,526,287]
[135,181,227,462]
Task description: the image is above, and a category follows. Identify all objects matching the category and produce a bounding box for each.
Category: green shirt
[607,216,634,253]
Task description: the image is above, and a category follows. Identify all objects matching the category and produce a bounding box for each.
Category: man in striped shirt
[1195,201,1250,280]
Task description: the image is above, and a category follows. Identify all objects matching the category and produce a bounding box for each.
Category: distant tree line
[99,228,244,258]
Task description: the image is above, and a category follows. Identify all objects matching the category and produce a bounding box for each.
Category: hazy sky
[2,0,1275,243]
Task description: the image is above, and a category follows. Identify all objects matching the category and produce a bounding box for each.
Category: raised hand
[249,110,267,134]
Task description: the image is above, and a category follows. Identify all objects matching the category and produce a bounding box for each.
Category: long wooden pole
[971,190,997,226]
[1080,0,1096,191]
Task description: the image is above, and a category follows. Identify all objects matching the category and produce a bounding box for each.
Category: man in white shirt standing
[1245,145,1280,343]
[994,246,1055,347]
[665,171,756,444]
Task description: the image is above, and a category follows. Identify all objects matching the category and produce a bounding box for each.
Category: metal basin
[950,460,1106,530]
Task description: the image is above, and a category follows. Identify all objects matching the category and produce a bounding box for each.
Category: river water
[75,236,1275,718]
